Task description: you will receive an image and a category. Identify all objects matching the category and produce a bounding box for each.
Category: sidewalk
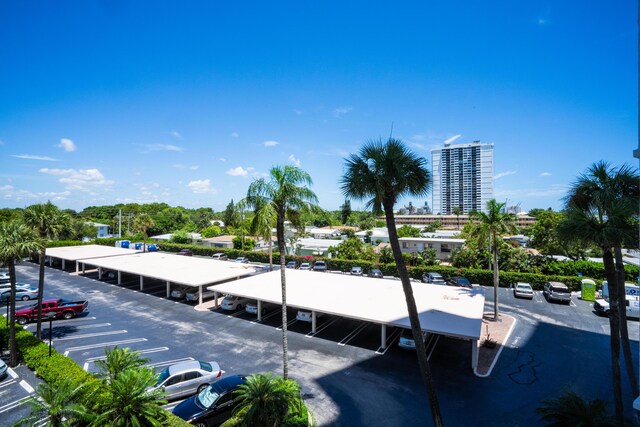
[474,312,516,377]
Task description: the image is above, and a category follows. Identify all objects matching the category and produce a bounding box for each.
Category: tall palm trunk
[142,227,147,253]
[492,231,499,320]
[614,246,638,394]
[8,258,18,367]
[383,200,443,427]
[603,247,623,423]
[268,236,273,272]
[36,249,46,339]
[276,212,289,379]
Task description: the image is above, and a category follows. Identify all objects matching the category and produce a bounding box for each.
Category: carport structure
[45,244,142,272]
[68,251,259,305]
[210,269,486,369]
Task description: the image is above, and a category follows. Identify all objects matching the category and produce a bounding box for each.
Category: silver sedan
[150,360,223,400]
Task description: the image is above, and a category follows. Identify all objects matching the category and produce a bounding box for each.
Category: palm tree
[241,199,276,271]
[468,199,516,320]
[340,137,443,426]
[132,213,155,253]
[22,201,72,339]
[536,390,618,427]
[0,222,44,367]
[91,367,166,427]
[14,379,91,427]
[94,346,150,382]
[243,165,319,379]
[558,161,639,423]
[233,373,301,426]
[452,206,462,230]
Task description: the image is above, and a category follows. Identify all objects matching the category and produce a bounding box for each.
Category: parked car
[350,266,363,276]
[0,282,35,292]
[299,262,311,270]
[398,328,428,350]
[0,271,10,284]
[446,276,473,289]
[422,272,445,285]
[368,269,383,278]
[171,286,190,299]
[211,253,228,261]
[0,288,38,302]
[286,261,297,269]
[234,257,249,263]
[513,282,534,299]
[172,375,247,427]
[220,295,251,311]
[543,281,571,304]
[312,260,327,272]
[0,358,7,379]
[177,249,193,256]
[15,298,89,325]
[296,309,323,323]
[245,301,278,315]
[150,360,222,400]
[594,296,640,318]
[186,288,217,302]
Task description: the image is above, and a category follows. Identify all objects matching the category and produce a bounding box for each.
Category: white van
[602,281,639,299]
[594,295,639,319]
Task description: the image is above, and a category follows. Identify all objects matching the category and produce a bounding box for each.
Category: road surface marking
[0,395,32,414]
[19,380,34,394]
[7,367,18,379]
[53,330,127,341]
[306,317,339,337]
[375,328,402,354]
[145,357,195,369]
[64,338,147,354]
[338,322,368,346]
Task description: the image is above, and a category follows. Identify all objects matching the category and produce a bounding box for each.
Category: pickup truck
[15,298,89,325]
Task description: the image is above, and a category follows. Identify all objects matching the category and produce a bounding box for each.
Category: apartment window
[402,242,408,249]
[441,244,451,253]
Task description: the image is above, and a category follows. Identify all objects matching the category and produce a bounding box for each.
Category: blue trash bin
[121,240,130,248]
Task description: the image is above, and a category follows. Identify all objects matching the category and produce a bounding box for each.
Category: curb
[473,315,517,378]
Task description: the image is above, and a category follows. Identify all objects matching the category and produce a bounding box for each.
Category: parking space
[0,364,40,426]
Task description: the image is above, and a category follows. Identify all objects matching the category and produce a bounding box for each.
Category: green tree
[420,248,439,266]
[202,225,222,238]
[397,224,421,238]
[245,199,276,271]
[131,213,155,253]
[22,201,72,339]
[558,161,639,422]
[329,236,375,261]
[233,373,302,427]
[14,379,91,427]
[94,346,150,382]
[224,199,241,229]
[469,200,516,320]
[243,165,319,379]
[452,206,463,230]
[0,222,44,367]
[170,229,193,244]
[233,236,256,250]
[340,138,443,426]
[340,199,352,224]
[536,391,619,427]
[378,246,394,264]
[92,368,166,427]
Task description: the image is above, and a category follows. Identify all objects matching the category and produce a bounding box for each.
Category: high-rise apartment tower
[431,140,494,214]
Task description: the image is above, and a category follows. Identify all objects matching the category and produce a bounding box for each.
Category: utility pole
[118,209,122,238]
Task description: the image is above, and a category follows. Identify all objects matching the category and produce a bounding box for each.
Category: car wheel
[16,317,28,325]
[197,383,208,393]
[195,423,207,427]
[62,311,74,320]
[237,305,243,311]
[21,295,30,301]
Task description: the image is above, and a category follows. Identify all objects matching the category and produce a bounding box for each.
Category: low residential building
[200,235,236,249]
[291,237,340,258]
[398,237,466,261]
[389,213,536,229]
[355,227,390,245]
[85,222,110,238]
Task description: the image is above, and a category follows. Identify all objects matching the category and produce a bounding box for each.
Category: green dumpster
[581,279,596,301]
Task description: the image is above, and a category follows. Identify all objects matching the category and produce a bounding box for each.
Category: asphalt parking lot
[6,262,640,426]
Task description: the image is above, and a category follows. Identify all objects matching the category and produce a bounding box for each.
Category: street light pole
[48,315,53,357]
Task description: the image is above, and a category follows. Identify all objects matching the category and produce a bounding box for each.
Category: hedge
[0,322,190,426]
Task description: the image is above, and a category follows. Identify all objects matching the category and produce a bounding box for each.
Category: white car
[245,301,279,315]
[296,310,323,323]
[350,266,363,276]
[513,282,534,299]
[0,272,10,283]
[0,358,7,378]
[398,328,428,350]
[299,262,311,270]
[170,286,190,299]
[149,360,223,400]
[186,289,217,302]
[220,295,251,311]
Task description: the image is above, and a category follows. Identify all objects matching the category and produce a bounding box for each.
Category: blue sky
[0,1,636,213]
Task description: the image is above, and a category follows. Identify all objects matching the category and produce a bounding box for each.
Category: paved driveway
[9,264,640,426]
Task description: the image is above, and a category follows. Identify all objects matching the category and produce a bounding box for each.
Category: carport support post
[117,271,122,285]
[166,281,170,298]
[199,285,203,305]
[98,267,102,280]
[380,324,387,350]
[140,276,144,291]
[62,259,65,270]
[471,339,479,370]
[81,263,85,274]
[311,311,317,334]
[75,261,79,273]
[257,300,262,321]
[214,292,219,309]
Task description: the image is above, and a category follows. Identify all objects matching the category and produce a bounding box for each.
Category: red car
[15,298,89,325]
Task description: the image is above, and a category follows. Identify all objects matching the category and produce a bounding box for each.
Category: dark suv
[173,375,247,426]
[446,276,472,288]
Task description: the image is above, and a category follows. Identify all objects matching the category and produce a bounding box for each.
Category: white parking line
[338,322,368,346]
[83,347,171,371]
[145,357,195,369]
[375,328,403,354]
[19,380,34,394]
[24,316,97,328]
[0,379,17,389]
[73,322,112,329]
[64,338,147,355]
[7,368,18,379]
[53,330,128,341]
[306,318,339,337]
[0,395,32,414]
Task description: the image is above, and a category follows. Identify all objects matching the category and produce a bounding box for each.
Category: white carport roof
[75,252,258,287]
[210,269,485,340]
[46,244,140,261]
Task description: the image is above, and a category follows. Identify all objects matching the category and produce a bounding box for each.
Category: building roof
[398,237,466,244]
[150,232,202,241]
[210,269,485,340]
[295,238,341,250]
[201,235,236,242]
[46,244,139,261]
[84,222,110,227]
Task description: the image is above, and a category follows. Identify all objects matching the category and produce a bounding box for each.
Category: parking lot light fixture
[47,313,55,357]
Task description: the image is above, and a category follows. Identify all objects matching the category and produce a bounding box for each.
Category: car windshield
[199,361,212,372]
[196,386,220,408]
[517,285,531,290]
[458,278,471,285]
[553,287,570,294]
[156,368,170,385]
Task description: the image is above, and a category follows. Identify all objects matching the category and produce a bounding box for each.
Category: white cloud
[226,166,250,177]
[527,184,567,197]
[219,158,227,162]
[0,185,14,191]
[169,130,183,140]
[58,138,76,152]
[12,154,58,161]
[39,168,113,191]
[333,106,353,118]
[444,134,462,144]
[540,172,552,177]
[140,144,183,153]
[263,140,279,147]
[190,165,199,171]
[293,109,304,116]
[230,132,239,138]
[187,179,217,194]
[408,142,427,150]
[494,170,517,180]
[172,164,200,170]
[288,154,301,167]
